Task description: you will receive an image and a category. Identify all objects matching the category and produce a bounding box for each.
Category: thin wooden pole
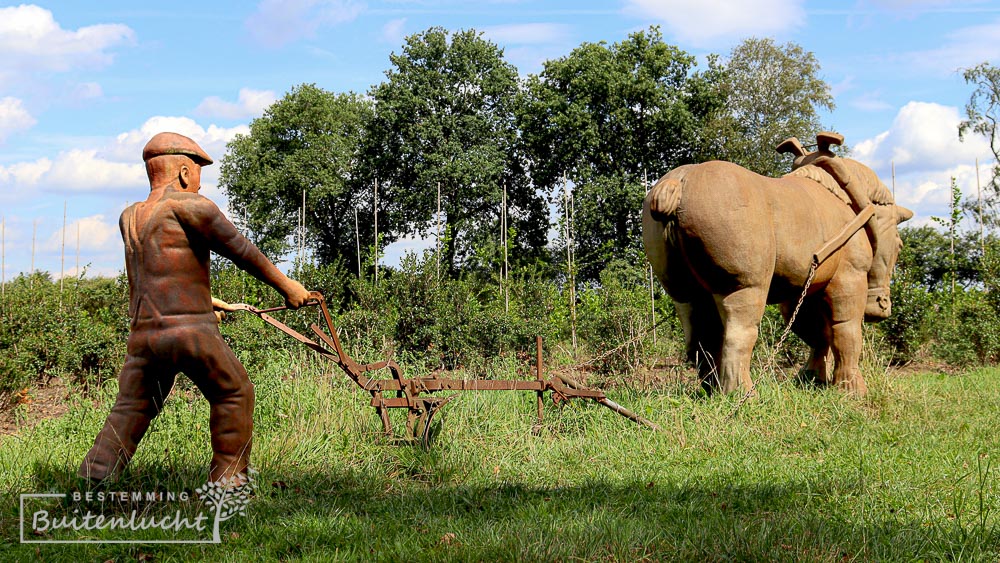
[436,182,441,281]
[374,178,379,285]
[976,157,984,255]
[564,175,577,357]
[60,201,66,306]
[30,219,36,290]
[503,184,509,313]
[951,178,957,300]
[891,161,896,199]
[75,221,80,291]
[535,336,544,424]
[302,189,307,267]
[570,181,577,356]
[645,171,656,345]
[1,215,5,302]
[355,207,361,277]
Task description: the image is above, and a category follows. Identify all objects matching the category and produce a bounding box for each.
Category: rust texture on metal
[234,292,660,446]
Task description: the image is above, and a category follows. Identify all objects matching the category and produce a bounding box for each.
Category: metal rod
[555,373,661,432]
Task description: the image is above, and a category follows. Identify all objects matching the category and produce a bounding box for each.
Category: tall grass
[2,351,999,561]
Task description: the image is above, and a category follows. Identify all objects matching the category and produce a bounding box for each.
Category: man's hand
[212,297,237,322]
[284,280,311,310]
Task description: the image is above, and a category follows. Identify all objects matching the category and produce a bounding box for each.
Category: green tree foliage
[519,26,719,280]
[898,226,983,291]
[959,62,1000,226]
[705,37,835,177]
[219,84,373,265]
[364,27,545,274]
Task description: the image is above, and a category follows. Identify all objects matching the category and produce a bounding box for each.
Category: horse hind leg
[714,287,768,395]
[675,299,723,394]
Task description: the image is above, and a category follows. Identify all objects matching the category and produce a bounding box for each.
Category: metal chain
[730,260,818,418]
[551,317,672,375]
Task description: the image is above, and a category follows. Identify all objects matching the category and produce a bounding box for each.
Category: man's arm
[179,195,310,308]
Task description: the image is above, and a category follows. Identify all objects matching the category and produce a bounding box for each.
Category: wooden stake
[503,184,509,313]
[564,175,577,357]
[302,189,307,266]
[1,215,5,302]
[645,171,656,345]
[355,207,361,277]
[891,161,896,199]
[30,219,36,290]
[76,221,80,291]
[976,157,984,255]
[436,181,441,281]
[535,336,544,425]
[60,201,66,306]
[374,178,379,285]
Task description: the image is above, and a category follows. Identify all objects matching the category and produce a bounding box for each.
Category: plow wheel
[405,395,457,449]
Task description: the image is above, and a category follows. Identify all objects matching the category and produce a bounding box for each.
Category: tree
[705,38,835,177]
[897,226,982,291]
[219,84,373,266]
[959,62,1000,228]
[363,27,546,275]
[519,26,720,281]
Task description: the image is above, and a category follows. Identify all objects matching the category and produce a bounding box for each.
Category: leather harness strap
[812,204,876,267]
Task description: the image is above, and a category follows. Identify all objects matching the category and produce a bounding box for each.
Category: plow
[229,292,660,447]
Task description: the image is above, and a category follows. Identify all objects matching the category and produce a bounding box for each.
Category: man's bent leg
[79,348,177,482]
[183,329,254,483]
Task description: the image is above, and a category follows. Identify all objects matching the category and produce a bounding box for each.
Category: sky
[1,0,999,281]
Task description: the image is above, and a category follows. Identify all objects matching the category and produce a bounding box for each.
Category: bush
[0,273,127,392]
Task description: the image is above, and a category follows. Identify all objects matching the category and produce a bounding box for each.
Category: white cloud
[44,149,147,192]
[0,97,37,141]
[0,158,51,185]
[482,23,571,45]
[622,0,806,47]
[0,116,249,195]
[853,101,989,173]
[43,214,119,253]
[852,101,994,222]
[194,88,277,120]
[0,5,134,74]
[381,18,407,44]
[111,116,249,163]
[245,0,366,48]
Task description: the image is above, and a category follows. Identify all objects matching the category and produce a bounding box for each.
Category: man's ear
[179,164,191,190]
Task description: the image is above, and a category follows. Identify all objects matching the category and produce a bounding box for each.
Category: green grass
[2,350,1000,561]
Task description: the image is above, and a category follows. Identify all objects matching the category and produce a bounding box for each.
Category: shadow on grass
[5,459,997,562]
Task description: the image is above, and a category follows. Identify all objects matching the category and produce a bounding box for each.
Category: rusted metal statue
[79,132,311,485]
[642,132,912,397]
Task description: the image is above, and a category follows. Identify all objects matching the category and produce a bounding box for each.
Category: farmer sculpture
[79,132,311,484]
[642,132,912,396]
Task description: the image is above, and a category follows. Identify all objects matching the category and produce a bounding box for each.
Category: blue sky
[1,0,998,280]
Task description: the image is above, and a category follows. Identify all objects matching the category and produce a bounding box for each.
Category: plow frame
[231,292,659,446]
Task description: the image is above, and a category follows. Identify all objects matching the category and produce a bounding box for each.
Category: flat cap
[142,132,213,165]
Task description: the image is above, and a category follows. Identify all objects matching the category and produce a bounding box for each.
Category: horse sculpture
[642,132,912,396]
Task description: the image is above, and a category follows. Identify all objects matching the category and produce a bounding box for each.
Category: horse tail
[645,171,685,221]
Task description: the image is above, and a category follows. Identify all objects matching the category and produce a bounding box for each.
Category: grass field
[2,348,999,561]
